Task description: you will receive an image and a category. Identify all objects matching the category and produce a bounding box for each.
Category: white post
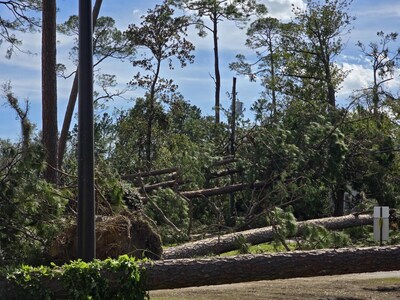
[373,206,389,246]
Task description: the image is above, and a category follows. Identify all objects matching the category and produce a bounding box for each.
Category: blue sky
[0,0,399,140]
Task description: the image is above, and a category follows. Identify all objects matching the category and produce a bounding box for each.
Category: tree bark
[1,245,399,296]
[211,156,236,167]
[58,73,78,168]
[180,180,270,199]
[141,180,180,193]
[333,184,345,216]
[42,0,58,184]
[212,13,221,124]
[269,40,277,115]
[121,167,178,180]
[163,214,373,259]
[145,59,161,169]
[146,245,400,290]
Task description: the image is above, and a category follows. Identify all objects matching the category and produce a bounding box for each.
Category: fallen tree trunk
[121,167,178,180]
[163,214,373,259]
[141,179,179,193]
[146,245,400,290]
[210,156,236,167]
[180,180,269,199]
[2,245,399,296]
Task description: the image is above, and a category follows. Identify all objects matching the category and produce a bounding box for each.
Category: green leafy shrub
[5,255,148,300]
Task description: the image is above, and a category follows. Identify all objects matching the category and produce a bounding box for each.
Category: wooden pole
[78,0,95,261]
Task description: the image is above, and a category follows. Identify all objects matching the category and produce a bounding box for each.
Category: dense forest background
[0,0,399,265]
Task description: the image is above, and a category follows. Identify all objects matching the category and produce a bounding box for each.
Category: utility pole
[78,0,95,261]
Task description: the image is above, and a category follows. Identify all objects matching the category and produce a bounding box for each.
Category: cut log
[181,180,269,199]
[210,156,237,167]
[141,179,179,193]
[146,246,400,290]
[121,167,178,181]
[163,214,373,259]
[1,246,400,297]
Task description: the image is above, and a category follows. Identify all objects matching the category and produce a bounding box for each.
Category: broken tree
[1,245,399,296]
[163,214,373,259]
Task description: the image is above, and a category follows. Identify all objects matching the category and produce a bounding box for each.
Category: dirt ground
[150,271,400,300]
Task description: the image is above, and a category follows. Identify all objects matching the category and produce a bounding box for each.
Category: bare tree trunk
[58,0,103,169]
[1,245,399,296]
[163,214,373,259]
[145,101,154,168]
[121,167,178,180]
[146,245,400,290]
[42,0,58,184]
[212,13,220,124]
[268,41,277,115]
[58,74,78,168]
[145,59,161,169]
[180,180,270,199]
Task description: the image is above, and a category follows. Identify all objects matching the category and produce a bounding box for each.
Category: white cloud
[338,62,400,102]
[262,0,305,20]
[338,63,371,98]
[353,3,400,18]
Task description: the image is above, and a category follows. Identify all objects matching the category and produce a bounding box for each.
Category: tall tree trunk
[372,67,381,128]
[324,58,336,108]
[58,0,103,169]
[163,214,373,259]
[145,59,161,169]
[145,102,153,168]
[212,14,221,124]
[327,83,336,107]
[42,0,58,184]
[268,42,277,115]
[58,74,78,168]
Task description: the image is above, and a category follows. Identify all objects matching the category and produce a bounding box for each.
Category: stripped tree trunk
[163,214,373,259]
[180,180,270,199]
[146,246,400,290]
